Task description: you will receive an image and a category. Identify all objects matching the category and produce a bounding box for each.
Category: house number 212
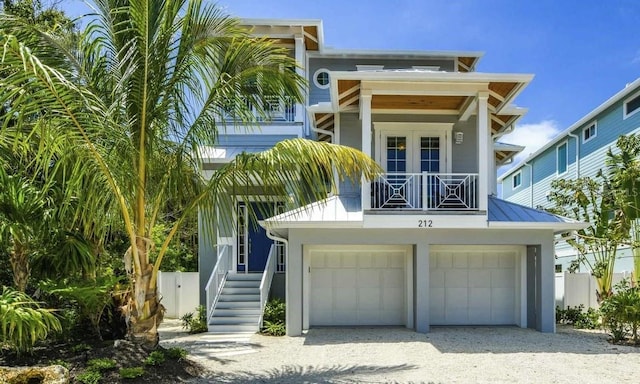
[418,219,433,228]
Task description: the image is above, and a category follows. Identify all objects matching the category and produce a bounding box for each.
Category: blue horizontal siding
[216,134,296,147]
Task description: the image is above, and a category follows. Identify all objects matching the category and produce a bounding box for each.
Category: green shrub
[0,287,62,354]
[262,320,286,336]
[164,347,188,360]
[144,350,166,366]
[77,370,102,384]
[600,280,640,344]
[261,299,286,336]
[180,305,207,334]
[556,305,599,329]
[119,366,144,379]
[87,357,117,371]
[48,359,70,369]
[263,298,285,324]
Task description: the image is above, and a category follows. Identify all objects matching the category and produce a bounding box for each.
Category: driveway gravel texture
[159,322,639,384]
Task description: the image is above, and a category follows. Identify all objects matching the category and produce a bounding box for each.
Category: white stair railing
[205,245,232,324]
[258,244,277,326]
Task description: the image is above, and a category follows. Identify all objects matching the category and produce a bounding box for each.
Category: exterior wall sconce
[454,131,464,144]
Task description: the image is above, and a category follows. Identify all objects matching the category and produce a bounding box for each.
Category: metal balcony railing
[371,173,479,211]
[222,96,296,122]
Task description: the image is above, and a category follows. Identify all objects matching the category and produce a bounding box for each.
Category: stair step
[218,294,260,302]
[215,301,260,309]
[222,287,259,295]
[214,308,262,317]
[210,316,260,325]
[226,273,262,281]
[208,324,259,333]
[225,280,261,288]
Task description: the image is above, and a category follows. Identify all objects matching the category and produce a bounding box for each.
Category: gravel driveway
[160,322,639,383]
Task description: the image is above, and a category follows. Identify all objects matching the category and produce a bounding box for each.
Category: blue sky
[61,1,640,172]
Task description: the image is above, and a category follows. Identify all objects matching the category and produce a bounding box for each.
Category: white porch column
[477,92,489,211]
[361,92,372,210]
[294,35,305,127]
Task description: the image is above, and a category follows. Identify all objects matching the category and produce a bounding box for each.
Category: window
[557,142,568,174]
[512,171,522,189]
[624,91,640,119]
[582,122,597,143]
[313,68,330,89]
[555,264,562,273]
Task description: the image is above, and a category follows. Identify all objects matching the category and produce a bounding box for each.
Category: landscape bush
[180,305,208,334]
[261,299,286,336]
[556,304,599,329]
[600,280,640,344]
[0,287,61,354]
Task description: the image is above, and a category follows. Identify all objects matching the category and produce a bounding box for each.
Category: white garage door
[309,246,407,326]
[430,248,518,325]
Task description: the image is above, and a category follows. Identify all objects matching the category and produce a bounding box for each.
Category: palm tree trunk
[9,241,29,292]
[126,239,164,349]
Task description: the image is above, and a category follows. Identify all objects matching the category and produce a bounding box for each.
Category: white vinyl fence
[555,271,633,309]
[157,271,200,318]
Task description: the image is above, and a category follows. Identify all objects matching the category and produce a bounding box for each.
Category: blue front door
[237,202,274,273]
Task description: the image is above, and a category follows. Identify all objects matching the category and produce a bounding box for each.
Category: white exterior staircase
[208,273,262,333]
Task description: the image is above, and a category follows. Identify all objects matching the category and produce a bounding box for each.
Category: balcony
[223,96,297,123]
[370,173,479,211]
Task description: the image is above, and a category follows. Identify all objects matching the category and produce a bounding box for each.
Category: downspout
[524,162,533,208]
[567,132,580,178]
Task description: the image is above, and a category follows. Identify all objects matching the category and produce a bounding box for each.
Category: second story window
[512,172,522,189]
[624,91,640,119]
[557,142,568,175]
[583,123,597,143]
[313,68,330,89]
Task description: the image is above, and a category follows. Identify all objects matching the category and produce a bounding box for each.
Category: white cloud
[498,120,562,175]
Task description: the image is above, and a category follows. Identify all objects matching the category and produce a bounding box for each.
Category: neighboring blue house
[199,18,586,335]
[499,78,640,273]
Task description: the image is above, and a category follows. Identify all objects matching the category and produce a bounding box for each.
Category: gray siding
[308,57,456,105]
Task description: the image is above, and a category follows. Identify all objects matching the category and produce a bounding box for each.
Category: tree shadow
[201,363,420,384]
[301,326,637,355]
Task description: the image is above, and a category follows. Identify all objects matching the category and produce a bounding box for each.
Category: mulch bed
[0,339,209,383]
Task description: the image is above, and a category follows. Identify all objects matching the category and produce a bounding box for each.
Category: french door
[375,127,450,209]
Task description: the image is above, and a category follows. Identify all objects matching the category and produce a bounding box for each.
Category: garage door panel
[468,255,483,268]
[492,288,514,308]
[453,254,468,268]
[430,249,518,326]
[469,288,491,307]
[491,269,515,288]
[310,248,407,326]
[469,270,491,288]
[430,270,445,287]
[446,288,468,308]
[335,269,357,287]
[483,254,500,268]
[335,289,356,309]
[384,288,404,310]
[384,269,404,287]
[446,270,468,287]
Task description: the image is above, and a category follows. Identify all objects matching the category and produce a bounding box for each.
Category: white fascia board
[261,220,363,230]
[240,18,322,28]
[488,221,590,233]
[499,105,528,116]
[500,77,640,181]
[329,70,533,84]
[494,142,525,152]
[307,49,483,60]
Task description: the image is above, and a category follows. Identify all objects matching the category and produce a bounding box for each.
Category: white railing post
[205,245,232,324]
[259,245,277,326]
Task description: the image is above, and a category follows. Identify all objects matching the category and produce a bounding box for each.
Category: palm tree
[607,134,640,285]
[0,0,379,348]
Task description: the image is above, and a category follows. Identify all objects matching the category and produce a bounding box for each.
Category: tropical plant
[39,277,123,339]
[261,298,285,336]
[180,305,207,334]
[0,286,61,354]
[0,0,380,348]
[549,176,626,301]
[600,279,640,344]
[606,134,640,285]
